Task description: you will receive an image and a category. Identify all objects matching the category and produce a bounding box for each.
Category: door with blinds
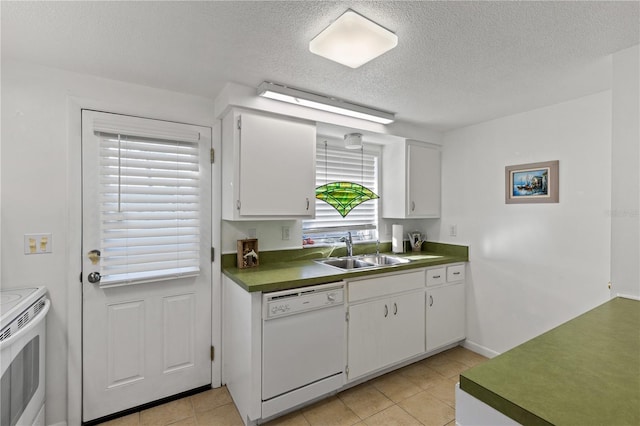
[81,110,212,422]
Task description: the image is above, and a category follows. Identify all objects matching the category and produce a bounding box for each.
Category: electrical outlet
[282,226,290,240]
[24,233,52,254]
[449,225,457,237]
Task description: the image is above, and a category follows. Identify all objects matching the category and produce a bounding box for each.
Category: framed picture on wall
[505,160,559,204]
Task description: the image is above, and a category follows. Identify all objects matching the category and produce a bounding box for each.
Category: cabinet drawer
[447,264,465,282]
[348,270,424,302]
[426,268,446,287]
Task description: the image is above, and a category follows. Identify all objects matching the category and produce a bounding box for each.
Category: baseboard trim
[462,340,500,359]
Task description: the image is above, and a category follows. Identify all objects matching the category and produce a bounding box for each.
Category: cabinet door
[348,290,425,380]
[347,298,389,380]
[407,142,440,218]
[239,112,315,217]
[426,283,465,352]
[385,291,426,364]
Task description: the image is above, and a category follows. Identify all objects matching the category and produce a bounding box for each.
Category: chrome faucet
[341,232,353,257]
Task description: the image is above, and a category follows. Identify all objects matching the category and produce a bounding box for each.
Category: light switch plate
[24,233,52,254]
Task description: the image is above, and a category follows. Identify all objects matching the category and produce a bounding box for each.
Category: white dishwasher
[262,282,345,419]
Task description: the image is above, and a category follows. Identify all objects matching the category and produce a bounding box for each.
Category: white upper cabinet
[382,140,441,218]
[221,109,316,220]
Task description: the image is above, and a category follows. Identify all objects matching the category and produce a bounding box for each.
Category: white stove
[1,286,50,426]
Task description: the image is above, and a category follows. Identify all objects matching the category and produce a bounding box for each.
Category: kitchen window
[302,140,379,245]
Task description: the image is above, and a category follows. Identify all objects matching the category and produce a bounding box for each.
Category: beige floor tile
[195,402,244,426]
[168,417,197,426]
[262,411,311,426]
[362,405,421,426]
[141,398,194,426]
[371,372,422,403]
[429,360,469,379]
[302,396,361,426]
[421,351,452,368]
[399,391,455,426]
[338,384,394,419]
[191,387,233,413]
[425,378,458,408]
[446,347,489,368]
[100,412,140,426]
[397,361,445,390]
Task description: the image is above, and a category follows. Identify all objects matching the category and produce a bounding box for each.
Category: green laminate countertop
[460,297,640,426]
[222,242,468,293]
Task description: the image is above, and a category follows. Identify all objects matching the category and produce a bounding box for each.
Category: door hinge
[210,148,215,164]
[210,346,215,361]
[79,272,83,283]
[211,247,215,262]
[237,116,242,130]
[236,200,241,210]
[345,311,349,322]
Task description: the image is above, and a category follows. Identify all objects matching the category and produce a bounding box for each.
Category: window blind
[98,133,201,286]
[303,142,378,235]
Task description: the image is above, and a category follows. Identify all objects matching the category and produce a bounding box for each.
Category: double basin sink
[315,254,411,271]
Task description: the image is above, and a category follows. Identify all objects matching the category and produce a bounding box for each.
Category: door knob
[88,272,101,284]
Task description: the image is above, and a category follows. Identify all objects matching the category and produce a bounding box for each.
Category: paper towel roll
[392,224,404,253]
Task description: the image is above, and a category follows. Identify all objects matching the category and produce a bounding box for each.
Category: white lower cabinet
[426,264,466,352]
[346,271,425,381]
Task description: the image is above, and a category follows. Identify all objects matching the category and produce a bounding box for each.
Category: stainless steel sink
[317,257,375,270]
[357,254,410,266]
[315,254,410,271]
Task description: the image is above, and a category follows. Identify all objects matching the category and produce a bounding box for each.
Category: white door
[81,110,212,422]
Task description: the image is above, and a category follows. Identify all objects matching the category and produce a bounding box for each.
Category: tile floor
[100,346,487,426]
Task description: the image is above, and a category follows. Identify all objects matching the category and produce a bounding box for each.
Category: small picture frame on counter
[237,239,259,269]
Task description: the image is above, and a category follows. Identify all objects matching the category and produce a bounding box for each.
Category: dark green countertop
[222,242,468,293]
[460,297,640,426]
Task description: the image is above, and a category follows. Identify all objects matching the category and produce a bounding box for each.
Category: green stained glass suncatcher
[315,182,379,217]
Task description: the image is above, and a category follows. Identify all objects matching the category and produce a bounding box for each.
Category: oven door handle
[0,298,50,350]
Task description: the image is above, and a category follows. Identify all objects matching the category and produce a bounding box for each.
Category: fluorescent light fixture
[257,82,395,124]
[309,9,398,69]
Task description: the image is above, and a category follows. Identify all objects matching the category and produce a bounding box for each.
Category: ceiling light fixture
[257,82,395,124]
[344,133,363,150]
[309,9,398,69]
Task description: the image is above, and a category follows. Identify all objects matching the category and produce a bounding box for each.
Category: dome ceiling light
[309,9,398,69]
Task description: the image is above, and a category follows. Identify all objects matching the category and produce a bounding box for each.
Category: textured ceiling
[2,1,638,131]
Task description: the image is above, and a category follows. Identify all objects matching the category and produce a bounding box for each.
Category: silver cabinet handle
[453,271,461,275]
[306,198,310,210]
[433,275,441,279]
[411,201,415,211]
[429,295,434,307]
[384,304,388,317]
[393,302,398,315]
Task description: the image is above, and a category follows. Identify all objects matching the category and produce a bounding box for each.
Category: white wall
[611,45,640,299]
[1,59,216,425]
[428,91,613,355]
